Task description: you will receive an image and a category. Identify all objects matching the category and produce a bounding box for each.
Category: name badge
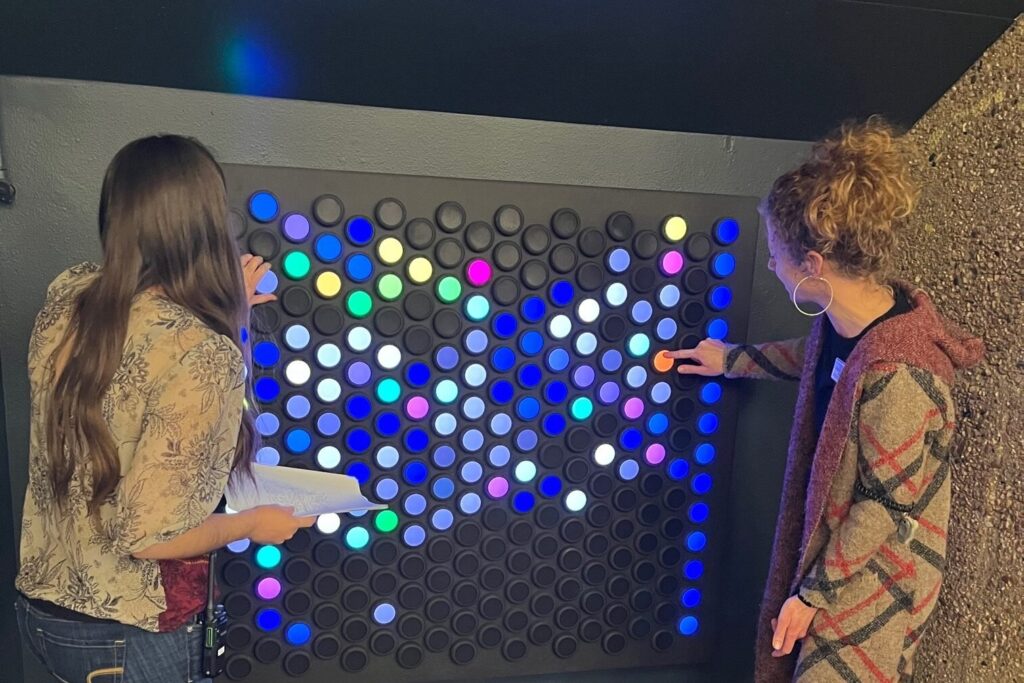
[831,358,845,383]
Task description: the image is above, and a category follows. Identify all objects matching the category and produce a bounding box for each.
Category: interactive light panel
[221,164,758,681]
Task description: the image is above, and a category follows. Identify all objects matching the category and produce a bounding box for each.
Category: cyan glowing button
[345,526,370,549]
[373,603,396,626]
[565,489,587,512]
[656,318,678,341]
[695,443,716,465]
[435,345,460,371]
[462,396,485,420]
[658,284,681,309]
[255,545,282,569]
[686,531,707,552]
[459,492,482,515]
[433,412,457,437]
[286,395,311,419]
[463,363,487,388]
[519,331,544,356]
[714,217,740,245]
[282,251,311,280]
[711,252,736,278]
[708,285,733,311]
[601,349,623,373]
[433,445,456,468]
[282,213,311,242]
[539,475,562,497]
[570,396,594,421]
[625,366,648,388]
[684,560,704,580]
[256,270,279,295]
[284,324,310,351]
[627,333,651,358]
[464,329,489,355]
[434,379,459,404]
[548,314,572,340]
[618,459,639,481]
[678,616,700,636]
[607,248,631,273]
[516,396,540,420]
[521,297,546,323]
[604,283,628,307]
[431,508,454,530]
[315,343,341,369]
[345,254,373,283]
[691,473,713,495]
[314,233,343,263]
[346,326,372,353]
[375,478,398,500]
[256,413,280,437]
[631,300,653,325]
[256,608,282,631]
[575,332,598,356]
[249,192,279,222]
[403,524,426,548]
[514,460,537,483]
[346,216,374,245]
[432,477,455,500]
[464,295,490,322]
[488,445,511,467]
[255,378,280,402]
[706,318,729,340]
[697,412,719,434]
[576,298,600,324]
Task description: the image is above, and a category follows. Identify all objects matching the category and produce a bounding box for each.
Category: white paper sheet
[225,464,386,517]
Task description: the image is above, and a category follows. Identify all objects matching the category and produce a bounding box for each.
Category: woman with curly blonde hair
[668,118,984,682]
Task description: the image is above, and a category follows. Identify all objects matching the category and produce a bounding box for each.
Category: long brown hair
[46,135,256,513]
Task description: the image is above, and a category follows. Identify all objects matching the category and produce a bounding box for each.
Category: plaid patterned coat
[725,285,983,683]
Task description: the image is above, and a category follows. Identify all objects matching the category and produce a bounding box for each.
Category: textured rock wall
[894,15,1023,683]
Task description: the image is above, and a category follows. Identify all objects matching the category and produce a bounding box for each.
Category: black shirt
[814,286,912,436]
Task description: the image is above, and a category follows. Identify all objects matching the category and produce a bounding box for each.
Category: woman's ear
[802,251,825,278]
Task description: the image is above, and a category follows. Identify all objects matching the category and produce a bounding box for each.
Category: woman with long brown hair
[668,118,983,681]
[15,135,314,682]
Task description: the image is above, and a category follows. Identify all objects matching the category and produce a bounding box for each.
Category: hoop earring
[791,276,834,317]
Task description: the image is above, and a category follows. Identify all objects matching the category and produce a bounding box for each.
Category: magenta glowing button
[660,251,684,276]
[486,476,510,499]
[622,397,645,420]
[405,396,430,420]
[466,259,493,287]
[256,576,282,600]
[645,443,666,466]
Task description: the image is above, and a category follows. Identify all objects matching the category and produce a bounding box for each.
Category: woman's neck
[825,276,896,339]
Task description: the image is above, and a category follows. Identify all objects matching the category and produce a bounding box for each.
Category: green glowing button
[374,510,399,533]
[377,273,403,301]
[346,290,373,318]
[282,251,311,280]
[376,378,401,404]
[437,276,463,304]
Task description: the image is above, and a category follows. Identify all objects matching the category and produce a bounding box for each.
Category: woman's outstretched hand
[244,505,316,545]
[663,339,732,377]
[241,254,277,307]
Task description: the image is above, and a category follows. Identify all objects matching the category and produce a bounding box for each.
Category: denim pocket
[25,604,126,683]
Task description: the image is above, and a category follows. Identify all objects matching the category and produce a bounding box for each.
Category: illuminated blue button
[255,377,280,402]
[518,364,542,388]
[647,412,669,436]
[491,347,516,373]
[462,396,485,420]
[284,428,311,453]
[432,477,455,500]
[459,492,482,515]
[516,397,540,420]
[249,192,279,223]
[697,413,719,434]
[406,362,431,387]
[681,588,702,609]
[601,350,623,373]
[433,413,457,437]
[694,443,716,465]
[712,253,736,278]
[706,318,729,340]
[489,413,512,436]
[431,508,454,530]
[405,428,429,452]
[284,325,311,351]
[572,365,595,389]
[346,216,374,245]
[631,300,653,325]
[521,297,546,323]
[460,460,483,484]
[618,459,640,481]
[465,295,490,322]
[372,604,396,626]
[546,348,570,373]
[493,313,517,339]
[435,346,460,371]
[619,428,642,451]
[314,233,343,263]
[626,366,648,389]
[404,461,429,485]
[544,381,568,404]
[256,447,280,466]
[691,473,712,495]
[464,329,489,355]
[372,481,395,501]
[539,475,562,497]
[463,363,487,388]
[347,361,372,387]
[550,281,574,307]
[714,218,740,245]
[490,380,514,404]
[461,429,484,453]
[433,445,456,468]
[689,502,709,523]
[656,318,678,341]
[607,248,631,273]
[256,413,280,437]
[488,445,511,467]
[404,493,427,516]
[256,608,282,631]
[708,285,732,311]
[253,342,280,368]
[376,446,399,469]
[574,333,598,356]
[345,254,373,282]
[686,532,707,552]
[658,284,681,309]
[285,622,311,645]
[516,429,538,452]
[684,560,704,580]
[403,525,426,547]
[650,382,671,404]
[256,270,279,296]
[519,331,544,356]
[286,395,311,419]
[346,461,371,484]
[678,616,699,636]
[346,395,372,421]
[668,458,689,480]
[542,413,566,436]
[317,412,341,437]
[512,491,535,513]
[700,383,723,404]
[241,327,249,344]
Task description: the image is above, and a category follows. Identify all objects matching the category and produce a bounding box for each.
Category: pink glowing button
[405,396,430,420]
[256,577,282,600]
[645,443,666,466]
[466,259,493,287]
[486,476,510,499]
[660,251,684,277]
[622,397,645,420]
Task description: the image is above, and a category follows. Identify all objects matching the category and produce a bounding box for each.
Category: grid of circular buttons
[228,183,747,681]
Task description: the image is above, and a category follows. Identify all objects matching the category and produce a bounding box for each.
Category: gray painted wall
[0,76,810,682]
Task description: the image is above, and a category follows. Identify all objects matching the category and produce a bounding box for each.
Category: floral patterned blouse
[16,263,245,632]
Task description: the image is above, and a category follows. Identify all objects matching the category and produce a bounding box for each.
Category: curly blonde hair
[760,116,919,279]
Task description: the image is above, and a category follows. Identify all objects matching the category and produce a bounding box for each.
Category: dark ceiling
[1,1,1020,141]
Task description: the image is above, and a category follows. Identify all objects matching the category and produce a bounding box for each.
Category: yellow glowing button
[663,216,687,242]
[314,271,342,299]
[377,237,404,265]
[407,257,433,284]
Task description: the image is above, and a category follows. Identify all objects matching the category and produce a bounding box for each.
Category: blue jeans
[15,596,212,683]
